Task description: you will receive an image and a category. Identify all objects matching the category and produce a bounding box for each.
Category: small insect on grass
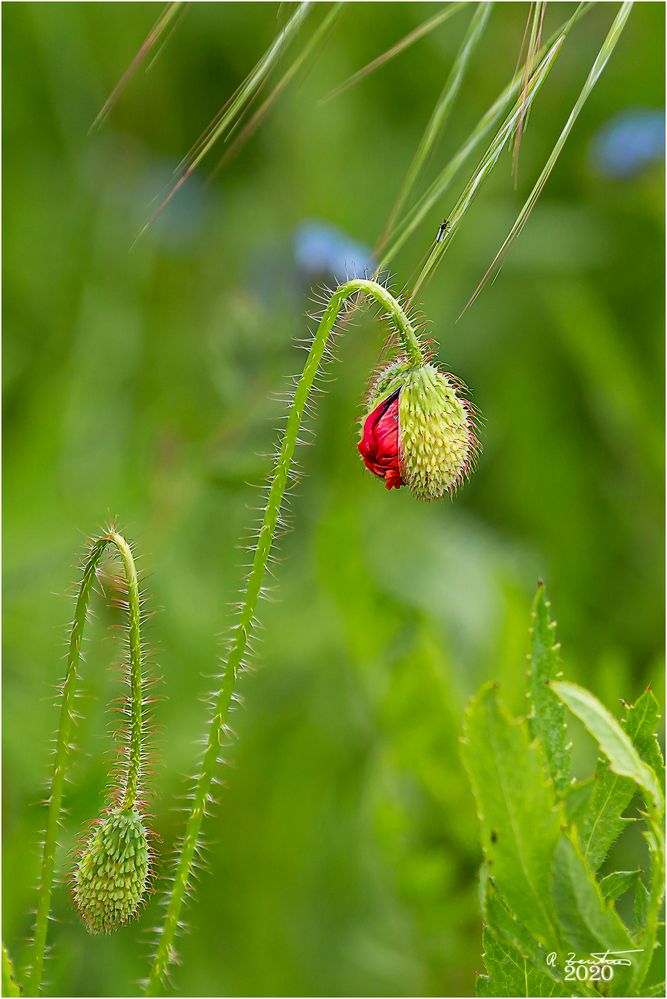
[436,219,450,243]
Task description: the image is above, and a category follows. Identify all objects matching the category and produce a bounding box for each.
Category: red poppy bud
[358,361,478,500]
[358,390,404,490]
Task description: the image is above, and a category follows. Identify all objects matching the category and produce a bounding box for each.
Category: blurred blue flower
[294,220,375,281]
[591,109,665,179]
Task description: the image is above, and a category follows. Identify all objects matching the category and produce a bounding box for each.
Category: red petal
[358,390,404,489]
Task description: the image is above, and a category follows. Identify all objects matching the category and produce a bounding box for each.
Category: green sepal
[364,358,416,414]
[399,363,477,500]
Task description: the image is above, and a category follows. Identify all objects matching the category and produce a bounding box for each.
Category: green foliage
[626,692,666,792]
[527,583,570,794]
[476,923,568,999]
[551,836,635,995]
[599,869,640,903]
[479,873,566,996]
[566,685,665,871]
[553,681,662,810]
[4,3,664,996]
[462,684,562,946]
[464,585,665,998]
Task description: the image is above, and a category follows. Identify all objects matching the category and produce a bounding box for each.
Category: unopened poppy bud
[358,361,477,500]
[73,808,150,934]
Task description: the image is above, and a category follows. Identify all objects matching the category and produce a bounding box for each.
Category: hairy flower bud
[358,361,477,500]
[73,808,150,934]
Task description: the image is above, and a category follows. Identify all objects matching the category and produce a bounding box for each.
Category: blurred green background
[3,3,664,996]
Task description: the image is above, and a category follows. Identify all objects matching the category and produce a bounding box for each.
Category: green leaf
[633,876,650,933]
[481,872,565,990]
[563,778,595,827]
[552,681,663,815]
[625,690,665,791]
[630,820,665,992]
[462,684,562,947]
[600,869,641,903]
[577,692,663,870]
[552,836,637,997]
[527,583,570,794]
[476,927,568,998]
[2,944,21,997]
[580,767,635,872]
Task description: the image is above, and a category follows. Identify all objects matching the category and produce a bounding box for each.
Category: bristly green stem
[114,532,144,811]
[28,530,144,996]
[145,279,424,995]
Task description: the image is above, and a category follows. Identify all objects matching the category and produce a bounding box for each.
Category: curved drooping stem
[114,534,144,811]
[28,530,144,996]
[145,279,424,994]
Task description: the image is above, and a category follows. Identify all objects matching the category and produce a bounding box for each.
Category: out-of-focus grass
[380,2,492,242]
[3,3,664,996]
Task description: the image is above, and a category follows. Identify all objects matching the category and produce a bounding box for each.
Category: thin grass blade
[512,0,547,181]
[380,2,493,249]
[409,34,565,297]
[91,2,187,132]
[379,2,591,272]
[134,1,312,243]
[464,1,634,314]
[211,3,344,177]
[321,2,467,104]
